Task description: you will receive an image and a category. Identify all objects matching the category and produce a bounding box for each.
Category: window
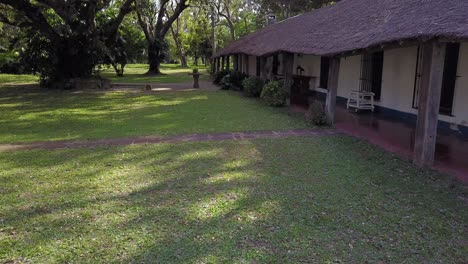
[360,51,384,101]
[413,43,460,115]
[320,57,330,89]
[272,54,279,75]
[440,43,460,115]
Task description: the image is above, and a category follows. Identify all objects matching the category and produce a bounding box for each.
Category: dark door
[440,43,460,115]
[256,57,261,77]
[320,57,330,89]
[272,54,279,76]
[371,51,384,101]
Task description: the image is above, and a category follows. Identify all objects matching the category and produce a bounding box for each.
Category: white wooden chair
[347,90,375,112]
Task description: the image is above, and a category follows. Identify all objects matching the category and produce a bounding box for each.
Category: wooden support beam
[325,57,341,124]
[282,52,294,105]
[260,56,268,81]
[413,41,446,167]
[216,58,220,73]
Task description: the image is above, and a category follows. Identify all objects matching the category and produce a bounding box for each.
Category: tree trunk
[179,48,188,67]
[171,26,188,67]
[210,6,216,57]
[147,40,162,75]
[45,39,96,88]
[227,21,235,41]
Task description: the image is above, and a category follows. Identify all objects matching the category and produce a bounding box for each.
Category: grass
[0,74,39,85]
[99,64,210,83]
[0,136,466,263]
[0,87,306,143]
[0,64,209,86]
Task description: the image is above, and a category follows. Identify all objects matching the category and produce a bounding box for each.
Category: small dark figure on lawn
[189,69,201,89]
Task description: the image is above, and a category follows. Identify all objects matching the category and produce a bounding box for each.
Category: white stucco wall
[379,46,418,113]
[334,43,468,127]
[452,43,468,127]
[248,56,257,76]
[240,55,247,73]
[337,55,361,98]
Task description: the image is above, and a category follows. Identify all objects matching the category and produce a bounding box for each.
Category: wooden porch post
[282,52,295,105]
[216,57,220,73]
[260,56,268,81]
[233,54,239,71]
[413,41,446,167]
[226,56,230,71]
[325,57,341,124]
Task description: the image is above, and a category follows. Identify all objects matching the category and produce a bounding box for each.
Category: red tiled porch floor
[334,106,468,183]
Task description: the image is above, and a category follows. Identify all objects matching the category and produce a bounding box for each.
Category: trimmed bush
[242,76,264,97]
[213,70,230,85]
[260,80,288,107]
[306,100,328,126]
[0,52,26,74]
[220,71,248,91]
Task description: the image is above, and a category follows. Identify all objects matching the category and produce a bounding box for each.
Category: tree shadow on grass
[0,85,306,144]
[1,137,465,263]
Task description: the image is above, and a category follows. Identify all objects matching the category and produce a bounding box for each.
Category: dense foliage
[0,0,135,87]
[306,100,328,126]
[242,76,264,97]
[213,69,230,85]
[0,0,336,88]
[260,80,288,106]
[220,70,248,90]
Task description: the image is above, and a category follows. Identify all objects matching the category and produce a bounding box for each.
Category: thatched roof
[216,0,468,57]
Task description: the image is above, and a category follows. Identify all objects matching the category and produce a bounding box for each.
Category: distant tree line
[0,0,335,88]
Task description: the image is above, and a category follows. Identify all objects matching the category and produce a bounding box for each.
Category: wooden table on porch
[290,75,317,107]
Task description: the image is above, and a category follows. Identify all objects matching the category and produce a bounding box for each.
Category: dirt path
[0,129,341,152]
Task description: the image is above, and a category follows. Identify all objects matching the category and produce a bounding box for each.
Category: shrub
[306,100,329,126]
[0,52,26,74]
[242,76,264,97]
[213,70,230,85]
[260,80,288,107]
[220,71,248,91]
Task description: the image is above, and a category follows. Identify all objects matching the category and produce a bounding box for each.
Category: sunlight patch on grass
[0,74,39,85]
[100,64,209,84]
[178,148,223,162]
[0,90,307,143]
[194,189,249,220]
[0,138,466,262]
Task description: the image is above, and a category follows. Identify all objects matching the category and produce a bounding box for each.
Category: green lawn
[100,64,210,83]
[0,74,39,85]
[0,137,466,263]
[0,87,306,143]
[0,64,208,86]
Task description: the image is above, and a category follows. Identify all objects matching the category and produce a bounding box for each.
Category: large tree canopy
[136,0,190,74]
[258,0,338,20]
[0,0,340,87]
[0,0,135,87]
